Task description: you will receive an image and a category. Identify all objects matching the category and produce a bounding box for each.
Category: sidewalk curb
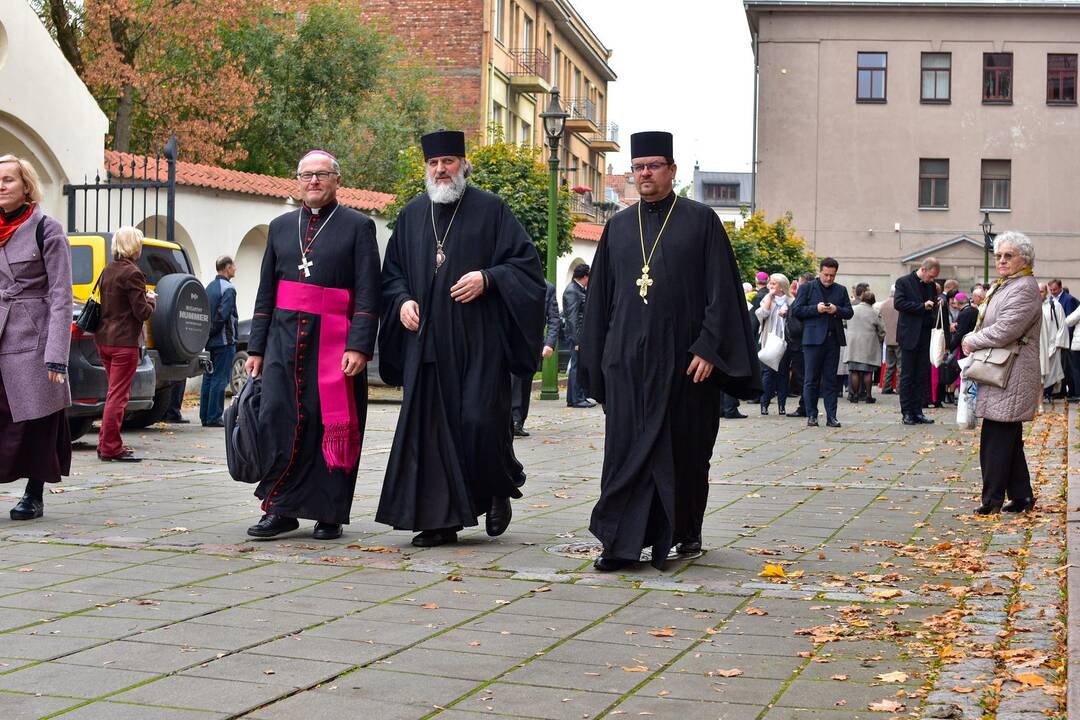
[1068,400,1079,719]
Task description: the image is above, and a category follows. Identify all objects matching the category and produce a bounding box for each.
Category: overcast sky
[570,0,757,175]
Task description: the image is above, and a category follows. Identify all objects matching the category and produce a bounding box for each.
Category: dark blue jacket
[1057,290,1079,340]
[791,278,853,346]
[205,275,238,348]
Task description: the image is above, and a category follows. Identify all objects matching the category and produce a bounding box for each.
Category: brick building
[359,0,618,222]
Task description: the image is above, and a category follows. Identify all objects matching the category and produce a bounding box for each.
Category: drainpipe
[750,30,759,214]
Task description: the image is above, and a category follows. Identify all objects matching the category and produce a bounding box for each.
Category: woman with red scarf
[0,155,73,520]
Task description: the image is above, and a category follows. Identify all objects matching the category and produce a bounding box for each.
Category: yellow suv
[68,234,211,436]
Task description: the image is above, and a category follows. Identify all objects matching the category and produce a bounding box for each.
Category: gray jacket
[0,206,72,422]
[562,279,587,346]
[964,275,1042,423]
[845,302,885,366]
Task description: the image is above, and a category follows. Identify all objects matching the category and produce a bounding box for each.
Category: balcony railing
[570,191,595,218]
[563,97,597,123]
[508,48,550,80]
[591,123,619,145]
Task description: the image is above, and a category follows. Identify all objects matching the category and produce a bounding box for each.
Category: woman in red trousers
[95,227,156,462]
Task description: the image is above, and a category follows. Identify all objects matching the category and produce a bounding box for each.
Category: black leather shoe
[724,410,748,419]
[1002,498,1035,513]
[915,415,935,424]
[882,388,895,395]
[778,407,787,416]
[412,529,458,547]
[593,555,633,572]
[247,514,300,538]
[847,393,859,403]
[902,415,918,425]
[512,424,529,437]
[10,495,43,521]
[863,396,877,404]
[312,522,342,540]
[676,538,702,554]
[202,420,225,428]
[760,405,769,415]
[826,417,842,428]
[98,451,142,462]
[807,417,819,427]
[790,408,807,417]
[974,504,1002,515]
[486,497,512,537]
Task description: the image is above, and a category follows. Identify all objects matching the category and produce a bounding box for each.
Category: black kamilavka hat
[421,130,466,160]
[630,131,673,159]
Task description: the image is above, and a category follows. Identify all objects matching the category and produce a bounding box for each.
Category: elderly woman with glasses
[960,231,1042,515]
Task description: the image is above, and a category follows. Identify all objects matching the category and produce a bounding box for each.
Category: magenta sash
[276,280,360,471]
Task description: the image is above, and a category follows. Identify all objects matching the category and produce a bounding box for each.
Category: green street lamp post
[539,88,568,400]
[980,211,994,286]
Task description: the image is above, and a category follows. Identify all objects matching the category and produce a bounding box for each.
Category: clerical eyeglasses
[297,171,339,182]
[630,162,670,174]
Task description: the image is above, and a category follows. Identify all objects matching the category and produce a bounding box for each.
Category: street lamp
[539,87,568,400]
[980,211,994,285]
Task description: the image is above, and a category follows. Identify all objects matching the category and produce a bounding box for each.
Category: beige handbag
[962,342,1022,389]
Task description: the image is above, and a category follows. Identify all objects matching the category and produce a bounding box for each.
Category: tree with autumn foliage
[726,211,817,283]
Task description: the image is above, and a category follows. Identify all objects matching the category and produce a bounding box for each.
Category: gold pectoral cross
[636,265,653,304]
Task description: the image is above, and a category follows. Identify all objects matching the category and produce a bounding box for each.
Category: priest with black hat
[376,130,546,547]
[580,131,761,572]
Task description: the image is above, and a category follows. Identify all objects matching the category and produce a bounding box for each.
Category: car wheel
[228,350,249,397]
[122,385,174,429]
[68,417,95,442]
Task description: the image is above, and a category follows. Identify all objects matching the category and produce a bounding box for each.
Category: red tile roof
[103,151,395,213]
[572,222,605,242]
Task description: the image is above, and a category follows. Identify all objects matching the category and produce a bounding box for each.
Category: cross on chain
[297,256,314,278]
[636,266,653,304]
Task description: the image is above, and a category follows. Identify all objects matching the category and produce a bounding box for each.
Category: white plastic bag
[956,373,977,429]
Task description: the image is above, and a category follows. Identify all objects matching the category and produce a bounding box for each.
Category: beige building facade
[745,0,1080,294]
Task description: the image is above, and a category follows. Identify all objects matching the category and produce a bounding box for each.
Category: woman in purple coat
[0,155,73,520]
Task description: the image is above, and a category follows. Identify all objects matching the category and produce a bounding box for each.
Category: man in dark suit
[1049,279,1078,399]
[791,258,853,427]
[512,280,560,436]
[894,257,940,425]
[562,264,593,408]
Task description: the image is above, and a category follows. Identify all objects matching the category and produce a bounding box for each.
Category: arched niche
[0,111,64,216]
[234,225,268,320]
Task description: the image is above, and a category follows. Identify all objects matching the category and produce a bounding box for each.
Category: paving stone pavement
[0,392,1070,720]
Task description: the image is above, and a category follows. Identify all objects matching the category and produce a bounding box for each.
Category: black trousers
[1069,349,1080,399]
[803,338,841,420]
[511,374,531,427]
[979,419,1033,507]
[899,333,931,417]
[788,348,805,396]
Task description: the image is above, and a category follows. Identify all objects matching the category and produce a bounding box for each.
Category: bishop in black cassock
[377,131,545,547]
[580,131,761,571]
[245,150,381,541]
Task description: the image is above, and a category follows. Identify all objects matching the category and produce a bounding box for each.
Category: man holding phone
[893,257,940,425]
[791,258,853,427]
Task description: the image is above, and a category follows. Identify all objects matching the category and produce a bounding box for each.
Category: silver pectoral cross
[298,256,314,278]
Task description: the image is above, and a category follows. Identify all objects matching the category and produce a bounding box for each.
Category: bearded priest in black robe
[244,150,381,541]
[377,130,545,547]
[580,131,761,572]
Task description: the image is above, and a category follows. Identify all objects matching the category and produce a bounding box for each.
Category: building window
[983,53,1013,103]
[918,159,949,208]
[921,53,951,102]
[981,159,1011,210]
[1047,54,1078,104]
[857,52,887,102]
[522,15,533,50]
[494,0,505,44]
[702,183,740,205]
[520,120,531,146]
[491,101,505,137]
[552,47,561,86]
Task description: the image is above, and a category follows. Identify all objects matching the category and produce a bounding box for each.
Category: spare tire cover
[151,273,211,363]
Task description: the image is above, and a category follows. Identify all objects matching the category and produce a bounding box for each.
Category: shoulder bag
[74,272,103,333]
[929,302,947,368]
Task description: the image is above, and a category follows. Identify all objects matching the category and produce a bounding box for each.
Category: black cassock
[248,201,381,524]
[580,193,761,567]
[377,186,545,531]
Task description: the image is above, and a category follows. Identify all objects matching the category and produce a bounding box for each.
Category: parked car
[228,317,384,396]
[69,232,212,431]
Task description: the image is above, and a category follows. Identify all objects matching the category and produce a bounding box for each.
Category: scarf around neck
[0,203,33,247]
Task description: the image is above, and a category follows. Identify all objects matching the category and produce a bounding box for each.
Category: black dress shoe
[202,420,225,428]
[312,522,342,540]
[512,424,529,437]
[724,410,748,419]
[486,496,512,537]
[778,407,787,415]
[915,415,935,424]
[10,495,43,521]
[902,415,918,425]
[760,405,769,415]
[790,408,807,418]
[247,514,300,538]
[826,417,842,428]
[593,555,633,572]
[1002,498,1035,513]
[863,396,877,404]
[847,393,859,403]
[676,539,702,554]
[974,504,1002,516]
[807,417,819,427]
[412,529,458,547]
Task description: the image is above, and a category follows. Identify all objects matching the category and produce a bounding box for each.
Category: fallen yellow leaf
[1013,672,1046,687]
[745,607,768,616]
[868,698,905,712]
[714,668,743,677]
[648,627,675,637]
[758,564,787,578]
[875,671,908,683]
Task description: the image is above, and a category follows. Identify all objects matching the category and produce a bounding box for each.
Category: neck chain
[636,196,677,304]
[296,204,339,278]
[431,197,462,272]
